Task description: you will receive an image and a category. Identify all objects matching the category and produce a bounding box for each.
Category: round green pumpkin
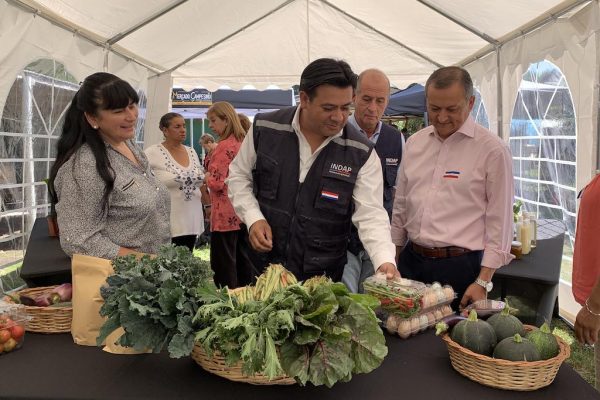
[487,302,525,341]
[493,333,540,361]
[451,310,497,356]
[526,322,560,360]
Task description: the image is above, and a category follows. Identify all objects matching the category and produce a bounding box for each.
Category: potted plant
[43,178,59,237]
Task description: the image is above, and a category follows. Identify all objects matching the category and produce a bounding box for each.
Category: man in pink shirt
[391,66,514,310]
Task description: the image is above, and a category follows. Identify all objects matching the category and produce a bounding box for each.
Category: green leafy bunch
[513,200,523,222]
[194,278,387,387]
[97,245,214,358]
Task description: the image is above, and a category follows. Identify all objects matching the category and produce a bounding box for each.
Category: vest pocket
[314,178,352,215]
[255,152,280,200]
[384,164,398,187]
[303,234,348,274]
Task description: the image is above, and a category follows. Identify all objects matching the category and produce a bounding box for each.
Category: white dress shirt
[227,107,396,270]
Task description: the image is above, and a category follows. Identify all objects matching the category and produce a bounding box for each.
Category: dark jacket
[249,107,373,281]
[348,123,403,255]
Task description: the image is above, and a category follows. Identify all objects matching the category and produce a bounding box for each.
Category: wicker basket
[191,343,296,385]
[17,286,72,333]
[441,325,570,391]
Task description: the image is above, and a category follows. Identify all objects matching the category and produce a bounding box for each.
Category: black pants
[398,243,483,310]
[210,229,257,289]
[172,235,197,252]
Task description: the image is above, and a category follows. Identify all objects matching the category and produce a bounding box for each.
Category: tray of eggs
[383,282,456,339]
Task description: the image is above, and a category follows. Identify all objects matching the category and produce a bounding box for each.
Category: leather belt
[411,242,472,259]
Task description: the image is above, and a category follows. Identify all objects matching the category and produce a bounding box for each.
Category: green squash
[493,333,540,361]
[486,300,525,341]
[451,310,497,356]
[526,322,560,360]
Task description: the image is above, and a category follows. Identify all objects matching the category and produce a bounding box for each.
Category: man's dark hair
[299,58,357,100]
[425,66,473,100]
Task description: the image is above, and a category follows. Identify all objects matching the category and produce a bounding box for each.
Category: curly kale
[97,245,214,358]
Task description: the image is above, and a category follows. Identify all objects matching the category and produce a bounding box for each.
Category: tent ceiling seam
[7,0,164,74]
[163,0,298,75]
[460,0,591,67]
[417,0,499,45]
[107,0,188,45]
[320,0,442,68]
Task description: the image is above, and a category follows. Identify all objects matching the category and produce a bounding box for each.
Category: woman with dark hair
[145,112,204,251]
[50,72,170,259]
[206,101,254,288]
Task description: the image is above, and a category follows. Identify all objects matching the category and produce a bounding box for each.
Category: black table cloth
[0,331,597,400]
[492,228,564,325]
[20,217,71,287]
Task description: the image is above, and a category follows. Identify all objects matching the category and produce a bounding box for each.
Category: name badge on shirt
[443,170,460,179]
[121,178,136,191]
[385,157,399,166]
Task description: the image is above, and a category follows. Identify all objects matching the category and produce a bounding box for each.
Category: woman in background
[238,113,251,133]
[199,133,217,171]
[206,101,254,288]
[145,112,204,251]
[51,72,170,259]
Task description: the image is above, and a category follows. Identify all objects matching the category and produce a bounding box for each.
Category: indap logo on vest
[329,163,352,177]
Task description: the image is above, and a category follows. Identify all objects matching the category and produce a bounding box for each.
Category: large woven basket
[17,286,72,333]
[441,325,570,391]
[191,343,295,385]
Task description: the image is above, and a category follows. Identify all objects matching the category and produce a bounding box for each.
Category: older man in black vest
[227,58,398,282]
[342,69,404,292]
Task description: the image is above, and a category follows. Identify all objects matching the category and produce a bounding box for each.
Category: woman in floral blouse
[145,113,205,251]
[206,102,254,288]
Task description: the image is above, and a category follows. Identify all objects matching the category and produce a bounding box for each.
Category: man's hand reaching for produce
[376,263,400,280]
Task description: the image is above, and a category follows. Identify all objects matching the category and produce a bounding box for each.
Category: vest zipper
[284,181,303,265]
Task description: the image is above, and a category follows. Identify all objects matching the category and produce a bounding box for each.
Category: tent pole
[107,0,188,45]
[163,0,297,75]
[496,45,503,138]
[322,0,442,68]
[6,0,163,74]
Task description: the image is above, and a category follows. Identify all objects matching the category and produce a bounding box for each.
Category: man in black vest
[227,58,398,282]
[342,69,404,292]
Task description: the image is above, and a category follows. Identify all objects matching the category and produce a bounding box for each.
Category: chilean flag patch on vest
[321,190,339,201]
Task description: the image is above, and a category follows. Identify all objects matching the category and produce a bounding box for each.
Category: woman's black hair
[49,72,139,213]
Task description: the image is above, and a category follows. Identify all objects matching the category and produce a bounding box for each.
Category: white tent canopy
[1,0,600,320]
[1,0,587,90]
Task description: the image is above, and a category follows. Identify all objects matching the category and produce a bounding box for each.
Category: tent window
[0,59,78,279]
[471,89,489,129]
[508,60,576,283]
[0,61,148,280]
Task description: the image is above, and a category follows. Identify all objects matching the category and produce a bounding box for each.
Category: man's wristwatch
[475,277,493,293]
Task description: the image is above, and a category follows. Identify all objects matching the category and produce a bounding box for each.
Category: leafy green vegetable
[194,276,387,387]
[97,245,214,357]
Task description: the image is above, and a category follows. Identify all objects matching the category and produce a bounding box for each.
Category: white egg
[426,312,435,325]
[397,320,411,339]
[385,315,399,334]
[435,289,446,304]
[410,317,420,334]
[443,286,455,301]
[419,314,429,331]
